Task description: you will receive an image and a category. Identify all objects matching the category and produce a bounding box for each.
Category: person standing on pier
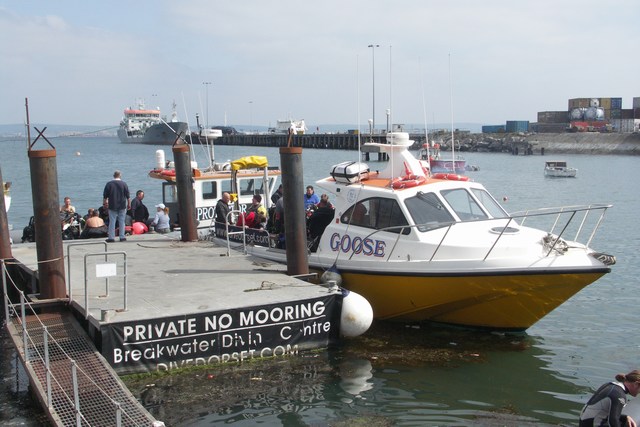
[103,170,130,242]
[215,192,231,224]
[579,369,640,427]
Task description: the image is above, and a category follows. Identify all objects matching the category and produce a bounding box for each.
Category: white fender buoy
[321,265,342,287]
[340,289,373,337]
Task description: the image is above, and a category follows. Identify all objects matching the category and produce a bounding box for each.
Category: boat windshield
[469,188,509,218]
[404,192,456,232]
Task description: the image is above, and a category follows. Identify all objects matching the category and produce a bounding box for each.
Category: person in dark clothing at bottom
[579,370,640,427]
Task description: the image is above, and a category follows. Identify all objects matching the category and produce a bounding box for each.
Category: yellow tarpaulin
[230,156,268,171]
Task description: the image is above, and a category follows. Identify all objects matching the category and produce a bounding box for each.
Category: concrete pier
[9,233,344,375]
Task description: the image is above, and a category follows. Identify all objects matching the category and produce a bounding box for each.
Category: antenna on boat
[448,53,455,171]
[419,57,431,170]
[356,54,362,166]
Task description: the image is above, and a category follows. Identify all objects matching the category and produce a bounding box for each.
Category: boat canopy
[231,156,268,171]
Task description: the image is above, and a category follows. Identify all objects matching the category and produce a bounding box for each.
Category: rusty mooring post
[29,148,65,299]
[25,98,65,299]
[279,146,309,276]
[172,144,198,241]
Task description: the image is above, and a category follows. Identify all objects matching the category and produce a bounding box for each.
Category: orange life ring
[392,174,426,189]
[431,172,469,181]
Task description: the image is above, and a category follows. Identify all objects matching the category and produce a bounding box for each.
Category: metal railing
[1,259,154,426]
[348,203,611,262]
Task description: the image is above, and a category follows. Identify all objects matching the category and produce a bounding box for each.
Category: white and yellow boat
[248,132,614,331]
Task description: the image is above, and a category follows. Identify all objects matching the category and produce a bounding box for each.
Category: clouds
[0,1,638,130]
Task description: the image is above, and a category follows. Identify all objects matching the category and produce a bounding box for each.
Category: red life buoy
[431,172,469,181]
[160,169,176,177]
[392,174,427,189]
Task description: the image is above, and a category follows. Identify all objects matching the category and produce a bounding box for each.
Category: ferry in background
[117,100,189,145]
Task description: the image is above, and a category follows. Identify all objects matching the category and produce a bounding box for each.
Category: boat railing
[351,203,611,262]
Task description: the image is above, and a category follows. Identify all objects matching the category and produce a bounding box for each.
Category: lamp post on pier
[249,101,253,133]
[368,44,379,133]
[203,81,212,128]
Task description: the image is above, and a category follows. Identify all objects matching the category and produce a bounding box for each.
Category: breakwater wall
[213,132,640,155]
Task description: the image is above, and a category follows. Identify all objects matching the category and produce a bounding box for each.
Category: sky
[1,1,639,131]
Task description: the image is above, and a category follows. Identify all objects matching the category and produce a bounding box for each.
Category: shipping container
[635,108,640,119]
[568,98,591,109]
[609,119,639,133]
[534,123,568,133]
[481,125,505,133]
[620,109,634,119]
[599,97,611,110]
[611,97,623,109]
[537,111,569,124]
[505,120,529,133]
[610,109,621,119]
[633,97,640,109]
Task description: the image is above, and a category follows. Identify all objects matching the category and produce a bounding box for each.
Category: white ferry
[118,100,189,145]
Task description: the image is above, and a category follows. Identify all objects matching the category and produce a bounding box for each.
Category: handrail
[66,240,108,300]
[225,209,247,256]
[345,203,611,262]
[83,251,128,319]
[1,259,147,426]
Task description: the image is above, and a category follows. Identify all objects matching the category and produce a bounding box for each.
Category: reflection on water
[120,322,587,426]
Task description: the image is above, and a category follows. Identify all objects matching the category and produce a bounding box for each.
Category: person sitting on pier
[151,203,171,233]
[80,209,108,239]
[60,196,75,214]
[129,190,151,226]
[304,185,320,210]
[98,200,110,225]
[308,194,335,251]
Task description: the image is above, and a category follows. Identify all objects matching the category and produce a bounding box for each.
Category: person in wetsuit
[579,370,640,427]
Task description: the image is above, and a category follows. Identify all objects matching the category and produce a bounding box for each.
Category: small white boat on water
[240,132,614,331]
[544,160,577,178]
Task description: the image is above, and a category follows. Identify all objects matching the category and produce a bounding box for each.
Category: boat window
[239,179,257,196]
[341,197,410,234]
[221,180,232,194]
[470,188,509,218]
[202,181,218,200]
[441,188,488,221]
[405,192,456,232]
[162,183,179,203]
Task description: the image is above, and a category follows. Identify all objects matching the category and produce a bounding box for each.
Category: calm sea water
[2,136,640,426]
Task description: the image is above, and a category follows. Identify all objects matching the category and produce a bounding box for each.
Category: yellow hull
[339,270,606,330]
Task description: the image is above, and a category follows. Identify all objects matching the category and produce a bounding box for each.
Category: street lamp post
[249,101,253,132]
[203,82,212,129]
[368,44,379,133]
